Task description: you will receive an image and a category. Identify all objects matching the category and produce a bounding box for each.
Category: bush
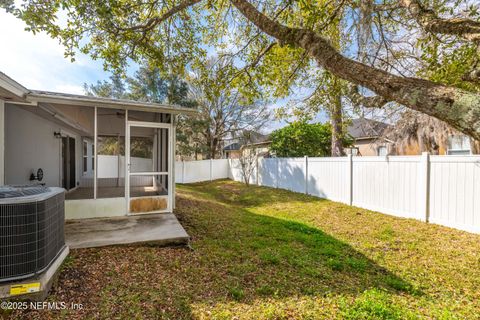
[270,121,352,157]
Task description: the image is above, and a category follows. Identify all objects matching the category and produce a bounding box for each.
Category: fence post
[419,152,431,222]
[210,158,213,181]
[182,160,186,183]
[347,154,353,205]
[305,156,308,195]
[256,156,259,186]
[228,159,231,180]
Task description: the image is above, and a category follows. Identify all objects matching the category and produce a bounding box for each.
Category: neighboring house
[345,117,475,156]
[445,135,473,155]
[391,133,474,155]
[223,131,271,159]
[0,72,196,219]
[345,118,393,156]
[223,142,242,159]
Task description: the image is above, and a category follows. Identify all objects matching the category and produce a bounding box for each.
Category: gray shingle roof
[224,143,241,151]
[347,118,391,139]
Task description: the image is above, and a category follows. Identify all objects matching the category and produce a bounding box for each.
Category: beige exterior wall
[225,150,241,159]
[350,139,392,156]
[226,145,269,159]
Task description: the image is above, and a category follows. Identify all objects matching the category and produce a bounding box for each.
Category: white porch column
[0,100,5,185]
[93,106,97,199]
[172,115,177,209]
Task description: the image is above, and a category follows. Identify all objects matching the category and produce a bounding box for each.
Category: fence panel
[307,157,349,203]
[352,156,423,220]
[258,158,277,188]
[229,159,242,182]
[229,159,258,184]
[429,156,480,233]
[177,155,480,234]
[183,160,211,183]
[211,159,230,180]
[175,161,183,183]
[277,158,306,193]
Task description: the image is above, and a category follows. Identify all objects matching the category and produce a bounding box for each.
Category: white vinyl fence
[175,159,230,183]
[176,155,480,234]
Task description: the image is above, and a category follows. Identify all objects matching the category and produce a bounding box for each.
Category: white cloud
[0,9,109,94]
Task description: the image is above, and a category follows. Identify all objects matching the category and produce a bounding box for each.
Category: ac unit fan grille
[0,190,65,282]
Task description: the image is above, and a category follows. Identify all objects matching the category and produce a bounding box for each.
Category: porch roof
[0,72,197,115]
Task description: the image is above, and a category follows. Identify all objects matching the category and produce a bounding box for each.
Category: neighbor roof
[223,131,271,152]
[347,118,391,140]
[224,143,241,151]
[0,71,197,115]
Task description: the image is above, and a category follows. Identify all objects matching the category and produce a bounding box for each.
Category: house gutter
[0,72,199,115]
[26,91,198,115]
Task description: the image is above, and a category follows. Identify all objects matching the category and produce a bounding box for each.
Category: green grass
[9,180,480,319]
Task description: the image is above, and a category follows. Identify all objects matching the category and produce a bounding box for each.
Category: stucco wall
[5,104,82,187]
[352,139,392,156]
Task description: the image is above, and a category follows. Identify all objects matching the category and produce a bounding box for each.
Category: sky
[0,8,318,132]
[0,9,125,94]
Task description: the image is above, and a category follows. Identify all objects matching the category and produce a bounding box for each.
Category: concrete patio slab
[65,213,189,249]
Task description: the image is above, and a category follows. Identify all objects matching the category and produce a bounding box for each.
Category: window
[346,147,359,156]
[447,135,471,155]
[83,141,88,173]
[377,146,388,156]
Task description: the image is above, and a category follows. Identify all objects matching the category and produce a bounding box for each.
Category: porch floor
[65,213,189,249]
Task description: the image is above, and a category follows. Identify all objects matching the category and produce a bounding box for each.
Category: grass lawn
[6,180,480,319]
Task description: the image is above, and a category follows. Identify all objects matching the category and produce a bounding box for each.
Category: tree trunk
[330,92,345,156]
[210,137,219,159]
[230,0,480,140]
[471,139,480,154]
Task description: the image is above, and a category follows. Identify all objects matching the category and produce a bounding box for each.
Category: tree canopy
[84,61,270,159]
[270,121,352,157]
[2,0,480,139]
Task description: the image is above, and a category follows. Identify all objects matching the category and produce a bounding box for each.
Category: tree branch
[228,42,275,83]
[462,66,480,83]
[229,0,480,140]
[347,84,390,109]
[117,0,202,32]
[399,0,480,42]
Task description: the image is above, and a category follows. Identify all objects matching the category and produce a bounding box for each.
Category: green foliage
[85,65,205,158]
[5,0,480,144]
[228,286,245,301]
[269,121,352,157]
[340,289,415,320]
[418,39,480,92]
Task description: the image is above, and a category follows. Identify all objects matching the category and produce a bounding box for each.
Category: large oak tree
[3,0,480,139]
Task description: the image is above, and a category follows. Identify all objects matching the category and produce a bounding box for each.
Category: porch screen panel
[129,126,169,213]
[96,108,126,199]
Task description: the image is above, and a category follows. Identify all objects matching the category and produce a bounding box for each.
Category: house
[223,142,242,158]
[345,118,393,156]
[345,117,476,156]
[223,131,271,159]
[0,72,196,219]
[385,111,476,155]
